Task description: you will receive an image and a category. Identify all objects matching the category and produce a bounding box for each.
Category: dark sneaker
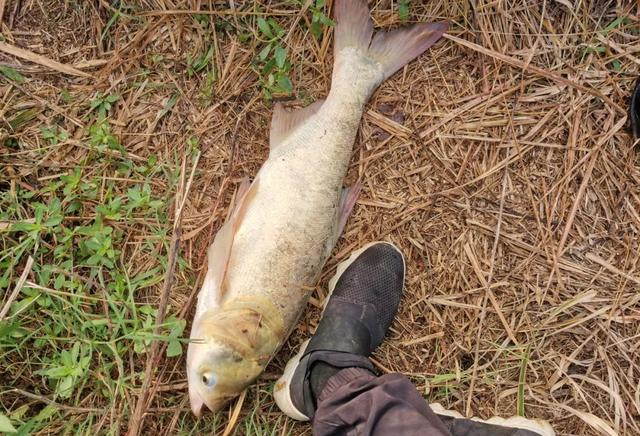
[430,403,555,436]
[274,241,405,421]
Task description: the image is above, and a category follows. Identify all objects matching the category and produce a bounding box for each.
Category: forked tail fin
[333,0,447,84]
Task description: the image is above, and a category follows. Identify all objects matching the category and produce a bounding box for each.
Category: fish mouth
[189,389,235,417]
[189,387,206,417]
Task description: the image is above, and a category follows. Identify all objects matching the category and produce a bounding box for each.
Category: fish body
[187,0,447,415]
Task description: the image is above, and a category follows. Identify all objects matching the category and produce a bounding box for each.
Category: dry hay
[1,1,640,435]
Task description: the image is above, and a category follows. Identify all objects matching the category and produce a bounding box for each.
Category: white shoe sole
[430,403,556,436]
[273,241,405,421]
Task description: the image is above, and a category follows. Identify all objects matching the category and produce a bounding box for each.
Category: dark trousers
[313,368,452,436]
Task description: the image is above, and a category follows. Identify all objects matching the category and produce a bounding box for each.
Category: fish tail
[333,0,447,88]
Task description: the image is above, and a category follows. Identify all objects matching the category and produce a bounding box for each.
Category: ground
[1,1,639,435]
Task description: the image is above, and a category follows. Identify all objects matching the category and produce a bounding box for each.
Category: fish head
[186,331,264,416]
[187,309,276,416]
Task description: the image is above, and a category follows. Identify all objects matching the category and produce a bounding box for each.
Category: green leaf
[11,296,37,315]
[166,340,182,357]
[257,17,273,39]
[56,376,74,398]
[34,405,58,422]
[54,274,65,290]
[61,89,72,103]
[274,46,287,69]
[601,16,630,35]
[276,75,293,94]
[105,94,121,104]
[611,59,622,71]
[430,372,458,384]
[0,66,24,83]
[44,214,63,227]
[9,222,40,233]
[584,45,605,55]
[517,345,531,417]
[158,93,179,119]
[310,21,323,39]
[8,107,39,131]
[318,14,335,27]
[0,320,21,339]
[398,0,410,21]
[0,413,17,433]
[258,44,272,61]
[269,18,285,38]
[262,57,276,76]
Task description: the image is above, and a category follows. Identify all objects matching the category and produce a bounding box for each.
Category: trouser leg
[312,368,452,436]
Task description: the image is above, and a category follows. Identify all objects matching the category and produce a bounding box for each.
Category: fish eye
[201,372,216,388]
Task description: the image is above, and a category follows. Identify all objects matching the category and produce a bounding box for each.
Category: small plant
[254,16,293,99]
[0,413,17,433]
[187,45,214,78]
[199,70,217,105]
[88,118,123,153]
[125,183,163,216]
[581,14,635,71]
[398,0,411,21]
[36,342,92,399]
[308,0,335,39]
[88,93,120,119]
[60,89,73,103]
[40,126,69,145]
[0,144,181,432]
[0,66,24,83]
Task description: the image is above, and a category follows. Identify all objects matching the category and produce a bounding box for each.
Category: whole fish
[187,0,446,415]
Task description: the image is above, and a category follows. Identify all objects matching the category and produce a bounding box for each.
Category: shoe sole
[274,241,405,421]
[430,403,556,436]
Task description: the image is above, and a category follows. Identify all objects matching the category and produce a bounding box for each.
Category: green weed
[0,129,185,434]
[88,93,120,119]
[581,14,637,71]
[254,16,293,99]
[40,126,69,145]
[0,66,25,84]
[251,1,334,99]
[187,45,214,78]
[307,0,335,40]
[0,412,17,433]
[398,0,411,21]
[185,16,217,105]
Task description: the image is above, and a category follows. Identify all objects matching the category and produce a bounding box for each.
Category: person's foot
[274,241,405,421]
[430,403,555,436]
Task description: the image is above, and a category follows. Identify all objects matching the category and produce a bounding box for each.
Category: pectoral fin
[205,179,259,305]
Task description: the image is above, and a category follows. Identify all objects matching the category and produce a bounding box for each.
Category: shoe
[430,403,555,436]
[630,77,640,139]
[274,241,405,421]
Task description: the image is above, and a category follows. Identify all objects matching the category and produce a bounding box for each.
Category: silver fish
[187,0,446,415]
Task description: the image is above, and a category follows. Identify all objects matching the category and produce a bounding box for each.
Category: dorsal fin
[205,179,259,304]
[269,100,324,150]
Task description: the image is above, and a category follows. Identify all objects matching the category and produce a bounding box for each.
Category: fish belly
[223,111,358,331]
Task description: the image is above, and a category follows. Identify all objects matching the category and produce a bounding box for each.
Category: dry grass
[1,1,640,435]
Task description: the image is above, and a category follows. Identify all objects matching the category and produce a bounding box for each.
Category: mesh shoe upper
[327,242,405,347]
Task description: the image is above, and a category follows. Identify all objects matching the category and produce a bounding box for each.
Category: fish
[186,0,447,416]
